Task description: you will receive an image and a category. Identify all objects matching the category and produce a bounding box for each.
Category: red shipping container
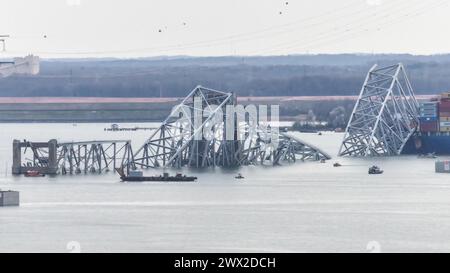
[420,121,439,132]
[440,102,450,111]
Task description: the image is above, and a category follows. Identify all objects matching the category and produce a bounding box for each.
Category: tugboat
[235,173,245,179]
[24,170,45,177]
[368,165,384,175]
[115,168,197,182]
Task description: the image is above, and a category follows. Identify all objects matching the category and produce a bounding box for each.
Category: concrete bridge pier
[12,139,58,175]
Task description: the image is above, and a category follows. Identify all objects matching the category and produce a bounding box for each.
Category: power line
[255,0,421,54]
[256,0,448,55]
[293,0,450,54]
[5,0,402,56]
[5,0,448,56]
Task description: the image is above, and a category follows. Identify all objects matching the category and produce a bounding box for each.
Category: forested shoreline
[1,54,450,97]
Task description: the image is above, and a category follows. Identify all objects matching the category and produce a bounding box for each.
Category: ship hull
[402,134,450,155]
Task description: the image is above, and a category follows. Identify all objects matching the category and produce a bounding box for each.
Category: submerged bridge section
[12,139,133,175]
[129,86,237,168]
[125,85,330,170]
[12,86,331,175]
[58,140,133,174]
[339,64,420,157]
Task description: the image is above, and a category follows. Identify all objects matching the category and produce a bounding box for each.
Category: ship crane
[0,35,9,52]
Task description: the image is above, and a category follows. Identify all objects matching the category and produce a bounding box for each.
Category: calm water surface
[1,123,450,253]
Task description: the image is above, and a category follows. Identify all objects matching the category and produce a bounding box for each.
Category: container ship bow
[402,92,450,155]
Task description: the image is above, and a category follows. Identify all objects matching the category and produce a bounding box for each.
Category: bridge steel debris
[125,85,331,170]
[12,139,133,175]
[338,63,420,157]
[12,86,332,175]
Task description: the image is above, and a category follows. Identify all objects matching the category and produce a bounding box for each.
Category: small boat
[24,170,45,177]
[333,162,342,167]
[419,153,437,159]
[368,165,383,175]
[320,159,326,163]
[116,168,197,182]
[235,173,245,179]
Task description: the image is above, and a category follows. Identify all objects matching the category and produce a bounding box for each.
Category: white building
[0,55,40,77]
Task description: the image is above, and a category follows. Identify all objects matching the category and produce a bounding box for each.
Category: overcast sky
[1,0,450,58]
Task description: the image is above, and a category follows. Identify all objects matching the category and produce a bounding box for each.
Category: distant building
[0,55,40,78]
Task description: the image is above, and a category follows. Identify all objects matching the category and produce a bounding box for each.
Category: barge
[116,168,197,182]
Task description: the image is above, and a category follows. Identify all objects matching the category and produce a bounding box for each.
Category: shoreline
[0,94,438,104]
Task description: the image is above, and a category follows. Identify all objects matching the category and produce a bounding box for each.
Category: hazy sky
[1,0,450,58]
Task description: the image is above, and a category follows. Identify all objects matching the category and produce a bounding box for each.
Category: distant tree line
[1,55,450,97]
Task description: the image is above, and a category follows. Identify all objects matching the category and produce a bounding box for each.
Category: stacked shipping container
[419,101,439,132]
[403,93,450,155]
[440,92,450,132]
[418,92,450,133]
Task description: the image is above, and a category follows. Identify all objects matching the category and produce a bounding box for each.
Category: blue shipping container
[419,116,438,122]
[419,108,438,112]
[420,114,438,118]
[419,112,438,116]
[420,111,438,115]
[420,106,438,110]
[420,102,439,106]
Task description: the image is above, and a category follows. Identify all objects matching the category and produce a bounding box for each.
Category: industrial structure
[0,35,39,77]
[0,55,40,77]
[125,85,330,170]
[339,64,420,156]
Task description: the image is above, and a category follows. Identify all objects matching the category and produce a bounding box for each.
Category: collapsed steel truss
[14,139,133,175]
[238,132,331,166]
[14,86,331,174]
[127,85,330,169]
[339,64,420,157]
[58,140,133,174]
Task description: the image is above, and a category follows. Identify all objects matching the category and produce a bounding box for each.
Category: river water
[1,123,450,253]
